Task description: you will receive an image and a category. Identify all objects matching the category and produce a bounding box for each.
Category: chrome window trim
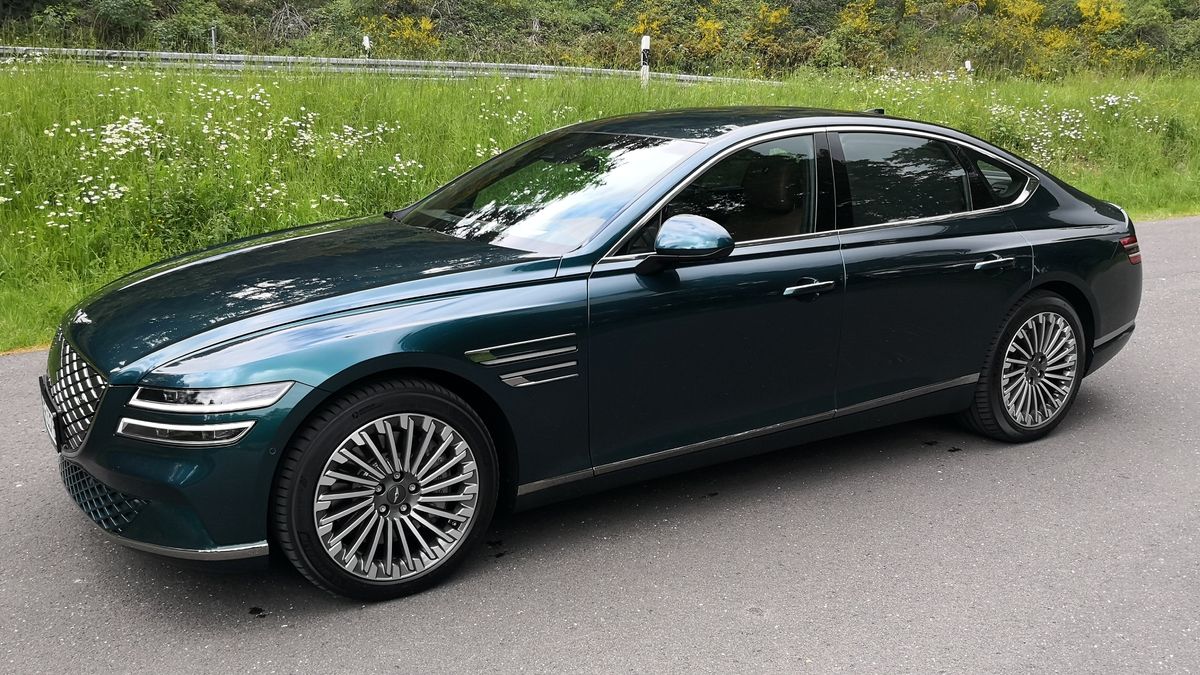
[116,418,256,447]
[516,372,981,495]
[599,124,1040,263]
[129,382,292,413]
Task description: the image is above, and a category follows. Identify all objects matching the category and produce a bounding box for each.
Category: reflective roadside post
[640,35,650,88]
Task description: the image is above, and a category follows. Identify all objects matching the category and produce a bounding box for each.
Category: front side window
[400,131,700,255]
[838,132,970,227]
[622,135,817,254]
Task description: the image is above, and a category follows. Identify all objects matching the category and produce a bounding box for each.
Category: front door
[586,133,845,470]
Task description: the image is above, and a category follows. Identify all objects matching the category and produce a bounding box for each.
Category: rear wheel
[272,378,498,600]
[963,291,1086,442]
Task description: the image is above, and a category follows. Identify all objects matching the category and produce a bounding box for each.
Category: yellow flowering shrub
[360,15,439,56]
[693,10,723,57]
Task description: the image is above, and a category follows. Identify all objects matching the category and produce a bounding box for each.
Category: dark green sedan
[41,108,1142,600]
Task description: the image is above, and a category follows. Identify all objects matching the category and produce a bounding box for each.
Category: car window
[960,146,1029,207]
[838,132,970,227]
[399,131,700,255]
[621,135,816,254]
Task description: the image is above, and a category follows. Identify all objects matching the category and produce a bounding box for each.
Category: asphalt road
[1,218,1197,673]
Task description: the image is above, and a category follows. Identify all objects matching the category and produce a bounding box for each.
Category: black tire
[272,378,498,601]
[962,291,1087,442]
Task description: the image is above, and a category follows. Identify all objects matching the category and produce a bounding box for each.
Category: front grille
[60,459,147,534]
[48,331,108,452]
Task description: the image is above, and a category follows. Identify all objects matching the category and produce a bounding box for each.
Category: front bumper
[58,456,270,560]
[49,379,315,560]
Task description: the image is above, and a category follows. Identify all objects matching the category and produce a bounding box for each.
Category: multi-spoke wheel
[963,291,1087,442]
[314,413,479,581]
[273,379,497,600]
[999,312,1079,429]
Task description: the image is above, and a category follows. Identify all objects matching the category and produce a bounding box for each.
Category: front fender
[139,277,592,487]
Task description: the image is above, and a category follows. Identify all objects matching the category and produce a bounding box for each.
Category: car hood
[66,215,558,382]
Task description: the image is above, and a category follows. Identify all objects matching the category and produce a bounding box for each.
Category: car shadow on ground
[92,385,1118,624]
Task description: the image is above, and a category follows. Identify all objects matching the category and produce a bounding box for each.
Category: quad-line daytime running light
[129,382,292,413]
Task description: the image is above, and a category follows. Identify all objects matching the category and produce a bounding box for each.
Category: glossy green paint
[836,215,1034,406]
[76,382,315,549]
[587,233,843,468]
[69,216,557,382]
[50,108,1141,554]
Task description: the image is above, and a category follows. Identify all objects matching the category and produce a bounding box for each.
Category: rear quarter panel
[1017,190,1142,356]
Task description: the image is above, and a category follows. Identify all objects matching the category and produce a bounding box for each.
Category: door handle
[783,279,835,298]
[973,256,1016,271]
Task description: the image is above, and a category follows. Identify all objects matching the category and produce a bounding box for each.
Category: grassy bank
[0,58,1196,351]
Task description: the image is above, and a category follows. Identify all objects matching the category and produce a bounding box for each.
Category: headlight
[129,382,292,413]
[117,419,255,446]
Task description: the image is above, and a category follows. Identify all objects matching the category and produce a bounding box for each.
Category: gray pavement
[1,218,1197,673]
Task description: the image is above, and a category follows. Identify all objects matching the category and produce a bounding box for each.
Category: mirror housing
[635,214,734,275]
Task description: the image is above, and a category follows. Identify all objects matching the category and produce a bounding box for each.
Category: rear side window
[838,132,969,227]
[960,146,1029,207]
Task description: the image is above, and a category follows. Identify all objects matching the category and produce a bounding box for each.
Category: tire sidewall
[987,295,1086,441]
[284,385,498,600]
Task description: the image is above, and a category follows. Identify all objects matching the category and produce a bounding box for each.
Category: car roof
[566,106,896,141]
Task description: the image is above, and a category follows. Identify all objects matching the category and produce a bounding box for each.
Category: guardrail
[0,45,761,84]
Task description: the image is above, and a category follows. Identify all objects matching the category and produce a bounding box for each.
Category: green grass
[0,60,1196,351]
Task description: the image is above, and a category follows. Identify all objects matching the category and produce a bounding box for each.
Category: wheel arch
[1027,276,1097,370]
[267,357,521,538]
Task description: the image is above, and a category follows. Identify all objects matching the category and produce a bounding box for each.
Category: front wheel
[963,291,1087,442]
[272,378,498,600]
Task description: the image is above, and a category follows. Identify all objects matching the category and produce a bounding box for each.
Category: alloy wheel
[313,413,479,581]
[1000,311,1079,429]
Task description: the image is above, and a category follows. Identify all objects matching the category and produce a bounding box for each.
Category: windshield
[399,131,701,254]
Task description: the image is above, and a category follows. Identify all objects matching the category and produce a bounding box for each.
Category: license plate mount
[39,376,62,453]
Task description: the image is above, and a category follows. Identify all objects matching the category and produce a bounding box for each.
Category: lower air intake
[60,459,147,534]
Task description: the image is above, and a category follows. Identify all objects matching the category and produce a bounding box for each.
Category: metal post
[210,25,216,56]
[640,35,650,87]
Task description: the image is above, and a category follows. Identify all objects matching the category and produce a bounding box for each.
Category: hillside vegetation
[0,57,1195,350]
[2,1,1200,77]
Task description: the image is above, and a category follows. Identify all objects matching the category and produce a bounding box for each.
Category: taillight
[1120,235,1141,265]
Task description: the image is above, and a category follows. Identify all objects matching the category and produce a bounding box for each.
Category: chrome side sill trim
[595,410,836,476]
[1094,319,1136,347]
[99,530,269,560]
[515,468,595,496]
[516,373,983,496]
[835,374,979,418]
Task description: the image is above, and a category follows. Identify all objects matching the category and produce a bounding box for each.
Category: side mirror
[635,214,734,275]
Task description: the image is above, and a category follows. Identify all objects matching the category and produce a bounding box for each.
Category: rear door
[829,130,1035,410]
